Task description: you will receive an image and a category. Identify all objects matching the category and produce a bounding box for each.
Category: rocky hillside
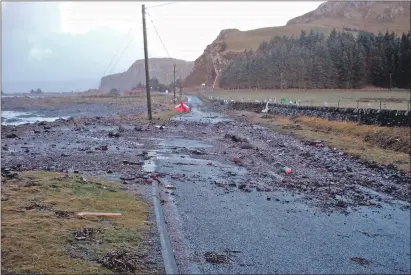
[99,58,194,93]
[184,1,410,88]
[287,1,410,34]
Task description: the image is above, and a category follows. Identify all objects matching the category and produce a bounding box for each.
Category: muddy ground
[1,95,410,274]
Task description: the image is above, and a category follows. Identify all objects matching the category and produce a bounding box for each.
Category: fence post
[337,100,340,108]
[379,101,381,110]
[356,100,359,109]
[408,100,410,112]
[311,100,313,106]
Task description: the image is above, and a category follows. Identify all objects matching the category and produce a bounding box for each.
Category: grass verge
[1,171,160,274]
[228,110,410,172]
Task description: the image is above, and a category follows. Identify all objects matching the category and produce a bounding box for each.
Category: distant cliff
[99,58,194,93]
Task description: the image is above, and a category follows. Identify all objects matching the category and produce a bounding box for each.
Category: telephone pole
[179,74,182,99]
[142,4,152,120]
[389,73,392,91]
[281,72,283,89]
[173,64,176,103]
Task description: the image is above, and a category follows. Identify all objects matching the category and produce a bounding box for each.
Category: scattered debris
[283,166,292,174]
[122,160,142,165]
[173,162,197,166]
[76,212,122,217]
[240,143,253,149]
[358,201,377,206]
[5,133,17,139]
[108,132,120,138]
[74,227,92,240]
[224,133,244,143]
[1,168,18,179]
[118,125,126,132]
[204,251,234,264]
[100,250,140,273]
[55,210,75,218]
[304,140,325,147]
[350,257,372,265]
[165,185,176,190]
[232,157,241,164]
[95,145,108,151]
[192,149,206,155]
[120,176,136,181]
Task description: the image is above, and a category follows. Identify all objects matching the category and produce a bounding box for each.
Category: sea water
[1,111,69,126]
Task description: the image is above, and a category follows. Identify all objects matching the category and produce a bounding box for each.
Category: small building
[123,88,144,96]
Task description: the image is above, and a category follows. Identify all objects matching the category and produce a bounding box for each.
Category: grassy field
[207,89,411,110]
[228,110,410,172]
[1,171,161,274]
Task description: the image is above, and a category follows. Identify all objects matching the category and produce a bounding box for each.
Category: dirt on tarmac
[1,95,410,274]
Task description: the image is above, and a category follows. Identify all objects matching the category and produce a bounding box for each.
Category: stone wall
[228,102,410,127]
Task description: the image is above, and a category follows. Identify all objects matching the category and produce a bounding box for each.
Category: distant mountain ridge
[99,58,194,93]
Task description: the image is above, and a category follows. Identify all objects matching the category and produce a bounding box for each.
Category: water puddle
[170,96,231,124]
[88,126,118,132]
[143,150,158,172]
[159,138,211,149]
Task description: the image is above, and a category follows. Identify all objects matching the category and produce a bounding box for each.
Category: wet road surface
[1,96,410,274]
[144,96,410,274]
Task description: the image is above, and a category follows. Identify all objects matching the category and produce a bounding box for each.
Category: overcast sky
[1,1,323,91]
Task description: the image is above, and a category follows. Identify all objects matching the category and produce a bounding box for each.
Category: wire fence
[207,96,411,111]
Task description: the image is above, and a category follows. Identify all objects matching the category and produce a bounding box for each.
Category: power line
[104,27,134,76]
[146,11,174,65]
[96,27,134,89]
[145,2,175,10]
[107,31,139,76]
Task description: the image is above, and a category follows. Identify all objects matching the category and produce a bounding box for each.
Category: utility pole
[179,74,182,99]
[173,64,176,103]
[389,73,392,91]
[142,4,152,120]
[281,72,283,89]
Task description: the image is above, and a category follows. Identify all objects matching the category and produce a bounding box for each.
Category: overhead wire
[145,2,175,10]
[106,29,139,76]
[95,27,134,89]
[96,3,177,91]
[104,27,134,76]
[146,11,174,66]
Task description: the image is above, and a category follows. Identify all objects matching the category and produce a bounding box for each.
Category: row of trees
[219,29,411,89]
[134,78,183,93]
[109,77,183,95]
[29,88,43,94]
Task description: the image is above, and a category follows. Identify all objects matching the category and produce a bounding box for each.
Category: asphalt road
[145,96,410,274]
[1,95,409,274]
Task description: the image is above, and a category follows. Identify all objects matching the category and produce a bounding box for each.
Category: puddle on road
[143,150,158,172]
[159,138,211,149]
[171,96,231,124]
[89,125,118,132]
[138,98,411,274]
[171,109,231,124]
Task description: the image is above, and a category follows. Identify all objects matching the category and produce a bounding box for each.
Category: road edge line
[152,181,179,275]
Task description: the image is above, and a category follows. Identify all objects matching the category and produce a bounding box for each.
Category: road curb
[152,181,179,275]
